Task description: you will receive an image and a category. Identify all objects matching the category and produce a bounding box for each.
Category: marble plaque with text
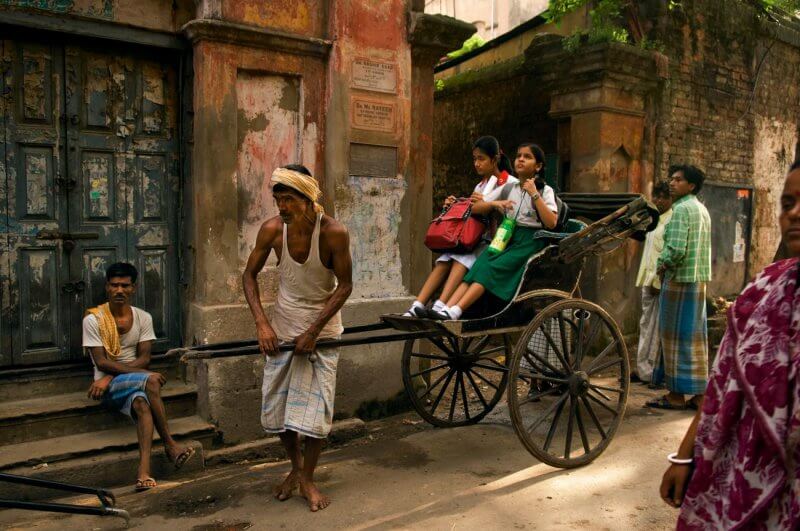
[351,98,396,132]
[352,58,397,93]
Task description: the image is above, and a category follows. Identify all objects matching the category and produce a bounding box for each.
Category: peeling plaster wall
[336,176,407,298]
[751,116,797,272]
[236,72,301,270]
[190,40,327,309]
[0,0,194,33]
[649,0,800,280]
[222,0,327,38]
[324,0,415,298]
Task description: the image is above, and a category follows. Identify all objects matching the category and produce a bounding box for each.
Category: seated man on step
[83,262,194,492]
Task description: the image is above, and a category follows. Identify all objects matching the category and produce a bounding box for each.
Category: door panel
[65,46,130,355]
[1,40,10,366]
[65,48,179,353]
[2,40,180,366]
[128,58,179,352]
[3,40,71,365]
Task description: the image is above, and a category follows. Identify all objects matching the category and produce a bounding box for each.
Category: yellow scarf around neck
[86,303,121,359]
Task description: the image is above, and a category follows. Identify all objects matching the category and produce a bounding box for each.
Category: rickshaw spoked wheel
[507,298,629,468]
[402,333,511,428]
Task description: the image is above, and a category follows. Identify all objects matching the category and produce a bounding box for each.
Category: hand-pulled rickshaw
[0,193,656,526]
[179,193,659,469]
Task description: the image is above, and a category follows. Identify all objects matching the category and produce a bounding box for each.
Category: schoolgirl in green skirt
[428,143,558,320]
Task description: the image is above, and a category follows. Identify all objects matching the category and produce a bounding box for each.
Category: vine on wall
[547,0,800,51]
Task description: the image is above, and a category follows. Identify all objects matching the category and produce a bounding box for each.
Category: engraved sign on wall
[352,58,397,93]
[349,143,398,178]
[351,97,396,133]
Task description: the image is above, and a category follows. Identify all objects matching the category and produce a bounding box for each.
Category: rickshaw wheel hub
[568,371,590,396]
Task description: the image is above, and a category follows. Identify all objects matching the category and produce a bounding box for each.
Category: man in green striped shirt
[647,165,712,410]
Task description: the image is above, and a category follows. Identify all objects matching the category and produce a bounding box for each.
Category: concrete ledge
[186,296,415,345]
[0,440,204,502]
[204,418,366,467]
[189,297,414,444]
[182,18,332,57]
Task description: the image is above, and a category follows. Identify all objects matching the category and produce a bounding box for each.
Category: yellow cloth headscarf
[86,303,121,359]
[270,167,324,214]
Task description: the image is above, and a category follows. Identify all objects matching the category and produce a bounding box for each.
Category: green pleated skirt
[463,225,547,301]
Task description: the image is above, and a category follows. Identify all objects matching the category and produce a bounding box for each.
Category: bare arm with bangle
[659,407,702,508]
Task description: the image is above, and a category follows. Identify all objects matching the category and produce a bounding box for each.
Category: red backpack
[424,198,486,254]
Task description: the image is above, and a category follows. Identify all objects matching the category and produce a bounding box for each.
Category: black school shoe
[426,308,452,321]
[402,306,429,318]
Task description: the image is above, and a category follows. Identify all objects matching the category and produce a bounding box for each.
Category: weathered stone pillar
[180,2,475,443]
[406,13,475,293]
[528,42,661,195]
[182,16,331,342]
[526,39,662,331]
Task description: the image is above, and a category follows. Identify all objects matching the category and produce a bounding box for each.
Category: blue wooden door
[1,40,71,366]
[1,39,181,367]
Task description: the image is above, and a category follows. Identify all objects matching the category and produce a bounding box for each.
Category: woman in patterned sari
[659,162,800,529]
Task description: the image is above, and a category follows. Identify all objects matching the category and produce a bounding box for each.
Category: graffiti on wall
[336,176,406,299]
[1,0,113,18]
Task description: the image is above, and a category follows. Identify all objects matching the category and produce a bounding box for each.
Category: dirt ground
[0,383,693,531]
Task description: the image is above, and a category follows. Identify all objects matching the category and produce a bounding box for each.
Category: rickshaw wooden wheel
[507,299,629,468]
[402,333,510,428]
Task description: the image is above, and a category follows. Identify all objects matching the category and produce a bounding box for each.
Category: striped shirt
[657,194,712,282]
[636,208,673,289]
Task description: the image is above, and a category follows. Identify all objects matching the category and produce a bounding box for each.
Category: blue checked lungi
[658,280,708,395]
[261,346,339,439]
[103,373,150,418]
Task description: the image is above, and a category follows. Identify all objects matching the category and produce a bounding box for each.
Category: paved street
[1,384,692,531]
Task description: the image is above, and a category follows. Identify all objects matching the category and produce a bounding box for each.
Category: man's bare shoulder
[319,215,348,237]
[260,216,284,233]
[256,216,284,245]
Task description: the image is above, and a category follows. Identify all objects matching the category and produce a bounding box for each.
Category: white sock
[446,305,463,320]
[432,300,446,312]
[404,300,425,316]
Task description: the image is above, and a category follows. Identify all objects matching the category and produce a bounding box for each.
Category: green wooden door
[1,38,181,367]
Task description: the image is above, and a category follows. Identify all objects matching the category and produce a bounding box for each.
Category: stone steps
[0,358,215,501]
[0,382,198,445]
[0,414,215,471]
[0,356,182,402]
[0,437,208,502]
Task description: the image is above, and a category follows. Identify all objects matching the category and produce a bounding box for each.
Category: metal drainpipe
[491,0,495,39]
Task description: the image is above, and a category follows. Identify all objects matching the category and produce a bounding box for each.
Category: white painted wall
[424,0,548,41]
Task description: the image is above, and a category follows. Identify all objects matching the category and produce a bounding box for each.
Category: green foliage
[547,0,631,50]
[760,0,800,13]
[446,33,487,60]
[547,0,800,52]
[670,0,800,13]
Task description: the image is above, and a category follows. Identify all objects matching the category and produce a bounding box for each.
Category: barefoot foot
[166,444,195,469]
[299,477,330,512]
[273,470,300,501]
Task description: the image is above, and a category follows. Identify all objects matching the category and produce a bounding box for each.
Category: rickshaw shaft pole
[181,330,442,361]
[0,473,113,499]
[0,500,128,520]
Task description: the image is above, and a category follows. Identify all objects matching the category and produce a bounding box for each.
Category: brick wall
[431,0,800,333]
[648,0,800,274]
[432,59,557,209]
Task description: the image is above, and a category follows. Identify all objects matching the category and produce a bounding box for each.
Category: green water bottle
[488,216,516,255]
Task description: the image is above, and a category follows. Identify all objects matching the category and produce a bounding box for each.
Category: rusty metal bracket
[61,281,86,294]
[54,177,77,192]
[36,230,99,241]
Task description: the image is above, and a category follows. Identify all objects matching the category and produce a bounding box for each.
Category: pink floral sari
[678,257,800,530]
